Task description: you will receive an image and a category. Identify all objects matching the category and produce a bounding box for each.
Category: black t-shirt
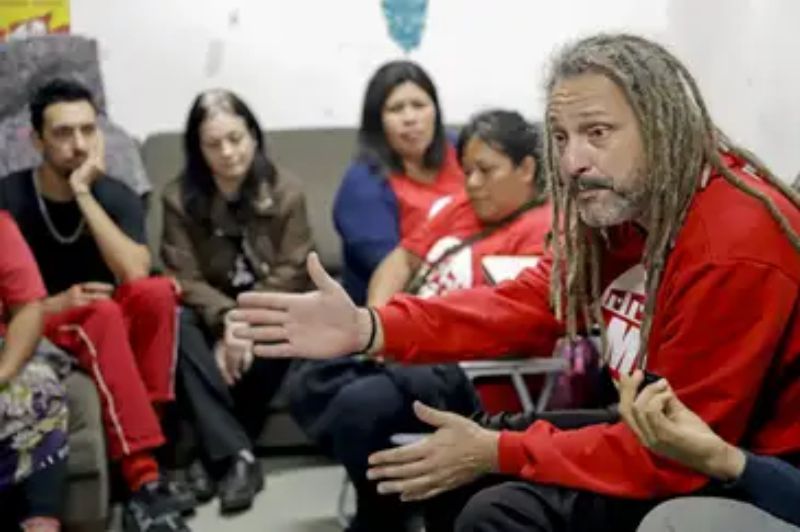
[224,237,257,296]
[220,200,258,297]
[0,169,146,295]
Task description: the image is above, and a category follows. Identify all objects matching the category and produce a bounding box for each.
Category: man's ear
[30,128,44,155]
[518,155,536,185]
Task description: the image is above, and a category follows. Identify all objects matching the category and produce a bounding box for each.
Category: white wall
[71,0,799,180]
[70,0,666,134]
[663,0,800,179]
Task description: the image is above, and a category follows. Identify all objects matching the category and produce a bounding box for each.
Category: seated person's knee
[117,276,178,306]
[86,298,125,322]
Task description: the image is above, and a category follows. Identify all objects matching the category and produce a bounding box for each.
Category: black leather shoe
[186,459,216,503]
[218,456,264,515]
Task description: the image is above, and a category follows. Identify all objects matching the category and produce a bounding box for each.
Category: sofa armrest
[64,370,109,527]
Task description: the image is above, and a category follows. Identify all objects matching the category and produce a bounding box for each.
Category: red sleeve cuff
[4,292,46,307]
[498,430,529,475]
[375,301,412,361]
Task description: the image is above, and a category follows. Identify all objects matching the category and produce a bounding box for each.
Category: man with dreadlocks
[229,33,800,532]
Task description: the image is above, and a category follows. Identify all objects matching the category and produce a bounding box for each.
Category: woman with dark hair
[334,60,465,305]
[291,110,551,532]
[161,89,313,514]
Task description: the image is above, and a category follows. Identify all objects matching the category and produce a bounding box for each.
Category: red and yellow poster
[0,0,70,42]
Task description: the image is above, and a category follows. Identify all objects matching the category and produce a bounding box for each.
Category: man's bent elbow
[117,249,152,282]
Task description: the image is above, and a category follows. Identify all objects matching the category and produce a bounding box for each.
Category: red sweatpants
[44,277,178,460]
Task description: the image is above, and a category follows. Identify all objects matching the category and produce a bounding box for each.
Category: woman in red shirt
[293,110,549,532]
[333,61,464,305]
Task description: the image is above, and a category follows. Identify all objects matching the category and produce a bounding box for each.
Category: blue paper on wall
[382,0,428,53]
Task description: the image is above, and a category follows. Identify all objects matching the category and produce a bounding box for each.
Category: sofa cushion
[65,371,106,478]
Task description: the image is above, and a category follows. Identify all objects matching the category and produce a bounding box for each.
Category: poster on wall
[382,0,428,53]
[0,0,70,42]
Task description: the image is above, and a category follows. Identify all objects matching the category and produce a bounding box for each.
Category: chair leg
[536,373,558,412]
[511,371,535,413]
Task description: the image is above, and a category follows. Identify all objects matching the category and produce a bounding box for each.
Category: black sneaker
[218,454,264,515]
[123,481,191,532]
[158,477,197,515]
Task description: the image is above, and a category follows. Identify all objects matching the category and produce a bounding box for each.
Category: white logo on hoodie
[601,264,646,376]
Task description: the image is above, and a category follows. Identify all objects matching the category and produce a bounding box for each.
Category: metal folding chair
[459,357,568,414]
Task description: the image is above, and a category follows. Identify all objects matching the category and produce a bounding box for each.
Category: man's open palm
[229,253,369,359]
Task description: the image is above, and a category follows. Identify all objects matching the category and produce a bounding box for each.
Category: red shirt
[389,146,465,239]
[0,211,46,332]
[402,193,552,296]
[377,154,800,499]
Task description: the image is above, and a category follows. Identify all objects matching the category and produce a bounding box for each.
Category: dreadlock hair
[544,33,800,368]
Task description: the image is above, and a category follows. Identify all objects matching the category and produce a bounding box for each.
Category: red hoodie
[376,154,800,499]
[0,211,46,335]
[389,146,465,240]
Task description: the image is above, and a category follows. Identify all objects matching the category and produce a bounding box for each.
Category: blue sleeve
[333,161,400,280]
[732,452,800,526]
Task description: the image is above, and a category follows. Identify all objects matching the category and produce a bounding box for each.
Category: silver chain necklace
[32,171,86,245]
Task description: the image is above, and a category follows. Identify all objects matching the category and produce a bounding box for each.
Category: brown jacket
[161,170,314,334]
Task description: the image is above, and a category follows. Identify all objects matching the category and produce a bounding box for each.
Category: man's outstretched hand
[229,252,379,359]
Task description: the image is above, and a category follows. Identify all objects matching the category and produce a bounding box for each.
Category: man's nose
[561,139,591,178]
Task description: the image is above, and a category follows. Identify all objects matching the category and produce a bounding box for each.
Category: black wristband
[362,307,378,353]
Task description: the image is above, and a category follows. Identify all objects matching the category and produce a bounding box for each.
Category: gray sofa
[142,128,356,274]
[1,36,362,526]
[63,372,108,532]
[141,127,358,448]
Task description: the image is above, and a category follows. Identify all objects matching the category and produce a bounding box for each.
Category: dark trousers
[0,457,67,526]
[288,358,480,532]
[424,475,660,532]
[176,308,290,466]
